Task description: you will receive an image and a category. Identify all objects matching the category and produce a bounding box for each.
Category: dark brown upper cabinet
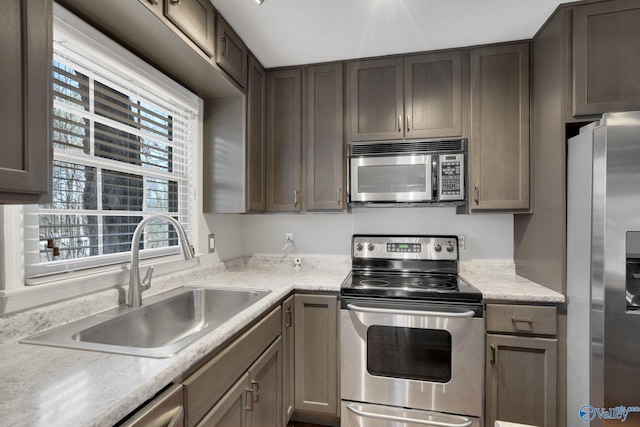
[216,13,248,89]
[469,42,530,212]
[573,0,640,116]
[348,57,404,141]
[266,69,303,212]
[246,54,266,212]
[347,52,463,142]
[404,52,463,139]
[304,63,345,211]
[0,0,52,204]
[164,0,215,58]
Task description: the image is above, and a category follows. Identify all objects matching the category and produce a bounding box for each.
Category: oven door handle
[346,403,473,427]
[346,304,476,318]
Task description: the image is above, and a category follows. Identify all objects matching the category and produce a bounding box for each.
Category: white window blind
[24,14,198,280]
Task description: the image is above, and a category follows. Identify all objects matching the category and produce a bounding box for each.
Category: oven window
[367,326,452,382]
[358,164,427,194]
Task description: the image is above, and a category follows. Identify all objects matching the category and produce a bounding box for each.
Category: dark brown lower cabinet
[485,304,558,427]
[183,307,281,427]
[294,294,339,416]
[282,296,295,424]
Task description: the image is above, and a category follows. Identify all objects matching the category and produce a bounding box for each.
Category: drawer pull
[245,388,255,411]
[168,407,184,427]
[285,307,293,327]
[511,317,534,330]
[252,380,261,402]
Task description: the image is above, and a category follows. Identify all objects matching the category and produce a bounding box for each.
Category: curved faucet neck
[128,214,194,307]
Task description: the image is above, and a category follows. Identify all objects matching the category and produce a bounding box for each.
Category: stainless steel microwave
[347,139,466,206]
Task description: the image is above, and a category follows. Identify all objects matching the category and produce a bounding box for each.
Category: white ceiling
[210,0,573,69]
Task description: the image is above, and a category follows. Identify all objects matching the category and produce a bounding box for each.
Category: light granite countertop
[0,256,563,427]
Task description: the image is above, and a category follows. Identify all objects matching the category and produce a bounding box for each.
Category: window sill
[0,254,201,317]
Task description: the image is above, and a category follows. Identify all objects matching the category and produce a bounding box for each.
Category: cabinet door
[347,57,403,141]
[486,334,557,427]
[404,51,463,138]
[0,0,52,204]
[247,54,266,212]
[216,14,248,88]
[470,43,530,211]
[281,296,295,425]
[294,294,339,415]
[197,373,251,427]
[248,337,282,427]
[266,69,302,212]
[573,0,640,116]
[164,0,215,57]
[305,63,345,211]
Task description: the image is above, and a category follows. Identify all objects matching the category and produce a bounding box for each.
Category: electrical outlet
[458,235,466,251]
[285,232,294,244]
[208,234,215,253]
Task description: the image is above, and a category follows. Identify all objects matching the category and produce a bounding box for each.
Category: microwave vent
[349,139,466,156]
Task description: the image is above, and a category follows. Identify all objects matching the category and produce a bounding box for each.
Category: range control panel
[353,235,458,261]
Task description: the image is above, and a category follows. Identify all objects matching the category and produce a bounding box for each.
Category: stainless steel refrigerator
[567,111,640,427]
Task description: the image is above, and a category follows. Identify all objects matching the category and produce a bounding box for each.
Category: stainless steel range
[340,235,483,427]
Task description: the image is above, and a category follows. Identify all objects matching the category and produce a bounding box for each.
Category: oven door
[349,154,434,202]
[340,298,484,418]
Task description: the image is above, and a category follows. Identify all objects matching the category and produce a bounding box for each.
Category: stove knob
[434,244,442,252]
[447,244,454,252]
[367,244,375,251]
[356,243,363,251]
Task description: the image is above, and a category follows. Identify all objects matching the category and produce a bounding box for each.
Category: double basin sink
[22,287,271,358]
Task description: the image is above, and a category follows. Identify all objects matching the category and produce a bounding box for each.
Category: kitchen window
[22,10,199,281]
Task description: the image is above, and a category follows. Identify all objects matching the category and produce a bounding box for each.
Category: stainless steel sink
[21,287,271,358]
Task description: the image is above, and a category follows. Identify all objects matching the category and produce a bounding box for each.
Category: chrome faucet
[128,214,195,307]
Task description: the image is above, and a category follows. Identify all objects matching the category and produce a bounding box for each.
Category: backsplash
[207,207,514,262]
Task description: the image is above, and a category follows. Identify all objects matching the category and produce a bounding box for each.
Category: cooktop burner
[352,272,458,291]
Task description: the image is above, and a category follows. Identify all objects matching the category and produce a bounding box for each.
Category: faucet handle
[141,266,154,291]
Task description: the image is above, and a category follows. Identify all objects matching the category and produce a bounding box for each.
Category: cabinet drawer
[486,304,557,336]
[183,306,281,427]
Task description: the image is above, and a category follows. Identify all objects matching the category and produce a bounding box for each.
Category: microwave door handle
[346,304,475,318]
[346,404,473,427]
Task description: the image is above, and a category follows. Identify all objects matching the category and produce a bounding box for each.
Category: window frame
[0,5,206,314]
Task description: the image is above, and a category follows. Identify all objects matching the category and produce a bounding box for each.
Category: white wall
[207,207,514,262]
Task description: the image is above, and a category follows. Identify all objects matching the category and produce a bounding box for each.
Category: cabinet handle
[245,388,254,411]
[251,380,261,402]
[167,407,184,427]
[511,317,534,330]
[294,190,298,206]
[337,187,341,205]
[146,0,159,5]
[285,307,293,327]
[222,36,229,56]
[169,0,181,5]
[474,186,479,205]
[398,116,402,132]
[406,115,411,132]
[490,344,496,364]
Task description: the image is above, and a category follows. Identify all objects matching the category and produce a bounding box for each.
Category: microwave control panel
[438,153,465,201]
